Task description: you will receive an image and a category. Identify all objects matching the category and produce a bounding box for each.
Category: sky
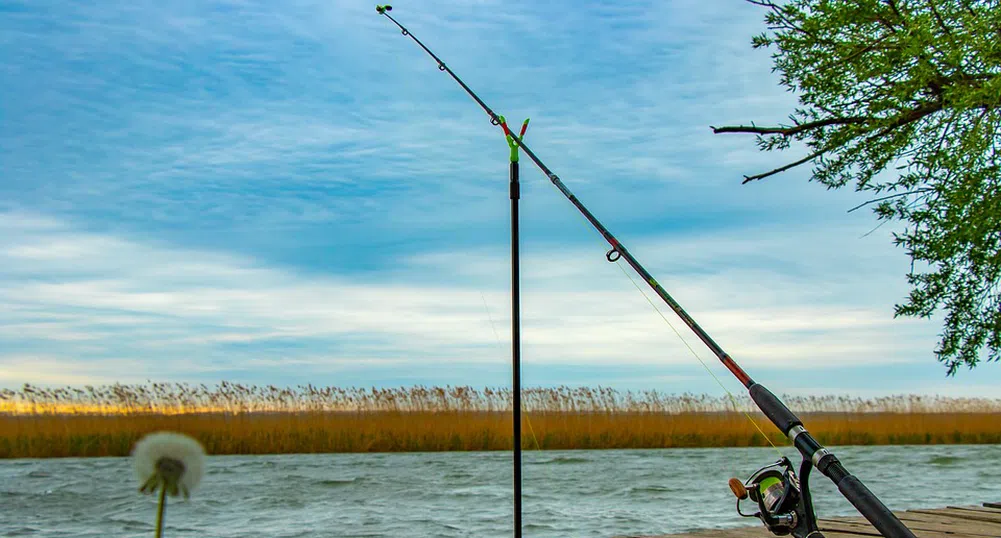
[2,0,998,397]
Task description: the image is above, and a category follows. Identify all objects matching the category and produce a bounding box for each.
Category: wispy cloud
[1,0,807,229]
[1,210,973,395]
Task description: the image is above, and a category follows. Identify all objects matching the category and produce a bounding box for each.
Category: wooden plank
[900,508,1001,524]
[823,511,1001,536]
[678,528,766,538]
[906,531,984,538]
[682,529,765,538]
[822,517,989,538]
[895,512,1001,536]
[613,527,769,538]
[818,519,881,536]
[949,505,1001,517]
[908,508,1001,525]
[900,525,999,538]
[636,503,1001,538]
[939,506,1001,523]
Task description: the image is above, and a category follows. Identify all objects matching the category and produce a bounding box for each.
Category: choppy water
[2,445,999,537]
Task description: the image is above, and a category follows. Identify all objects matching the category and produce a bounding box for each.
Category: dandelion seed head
[132,431,206,497]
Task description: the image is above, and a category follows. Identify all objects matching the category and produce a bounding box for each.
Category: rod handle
[749,383,802,434]
[836,474,916,538]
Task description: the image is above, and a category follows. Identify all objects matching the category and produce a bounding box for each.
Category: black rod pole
[374,7,916,538]
[510,156,522,538]
[503,116,529,538]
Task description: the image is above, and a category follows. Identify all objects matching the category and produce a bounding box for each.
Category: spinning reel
[729,456,824,538]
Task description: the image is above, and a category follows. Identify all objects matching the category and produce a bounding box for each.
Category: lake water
[2,444,999,537]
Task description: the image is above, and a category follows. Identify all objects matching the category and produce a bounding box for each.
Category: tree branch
[873,99,944,138]
[846,189,934,213]
[727,101,942,185]
[836,32,896,67]
[960,0,977,17]
[874,14,899,34]
[927,0,955,39]
[741,148,829,183]
[711,116,873,136]
[885,0,905,24]
[746,0,823,41]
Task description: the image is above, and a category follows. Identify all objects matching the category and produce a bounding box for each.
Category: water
[1,445,999,537]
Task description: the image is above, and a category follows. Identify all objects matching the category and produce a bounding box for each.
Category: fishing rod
[374,6,916,538]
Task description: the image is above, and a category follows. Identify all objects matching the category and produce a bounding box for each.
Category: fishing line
[563,207,785,457]
[481,292,505,348]
[480,292,542,451]
[613,254,784,456]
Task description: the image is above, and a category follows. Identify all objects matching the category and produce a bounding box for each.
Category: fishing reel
[729,457,823,538]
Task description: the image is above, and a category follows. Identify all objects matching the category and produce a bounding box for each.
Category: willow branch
[873,100,944,138]
[741,148,829,183]
[711,116,873,136]
[927,0,955,39]
[885,0,905,24]
[746,0,821,40]
[846,188,934,213]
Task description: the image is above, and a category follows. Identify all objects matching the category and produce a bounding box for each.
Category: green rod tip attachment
[376,5,392,14]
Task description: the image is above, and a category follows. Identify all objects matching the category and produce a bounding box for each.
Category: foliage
[714,0,1001,373]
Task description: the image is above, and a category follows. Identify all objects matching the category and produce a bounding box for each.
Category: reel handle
[728,478,748,499]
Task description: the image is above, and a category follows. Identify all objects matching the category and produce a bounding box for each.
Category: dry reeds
[2,383,999,458]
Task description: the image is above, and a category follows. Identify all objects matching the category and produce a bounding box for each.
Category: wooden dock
[620,502,1001,538]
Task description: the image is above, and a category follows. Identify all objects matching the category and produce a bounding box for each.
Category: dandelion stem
[155,484,167,538]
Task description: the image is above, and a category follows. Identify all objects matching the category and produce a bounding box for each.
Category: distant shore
[3,383,1000,458]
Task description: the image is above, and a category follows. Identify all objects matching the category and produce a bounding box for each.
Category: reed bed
[2,383,999,458]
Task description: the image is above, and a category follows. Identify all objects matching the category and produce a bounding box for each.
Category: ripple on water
[628,484,674,494]
[531,456,591,465]
[6,527,43,536]
[314,477,362,487]
[927,455,963,465]
[0,445,995,538]
[104,516,151,530]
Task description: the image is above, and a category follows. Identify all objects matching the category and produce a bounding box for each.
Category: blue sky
[2,0,998,397]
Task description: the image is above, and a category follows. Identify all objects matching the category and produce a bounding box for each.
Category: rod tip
[375,4,392,13]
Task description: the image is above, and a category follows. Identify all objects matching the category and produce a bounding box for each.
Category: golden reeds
[1,383,999,458]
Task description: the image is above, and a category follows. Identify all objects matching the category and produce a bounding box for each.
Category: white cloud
[0,211,942,388]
